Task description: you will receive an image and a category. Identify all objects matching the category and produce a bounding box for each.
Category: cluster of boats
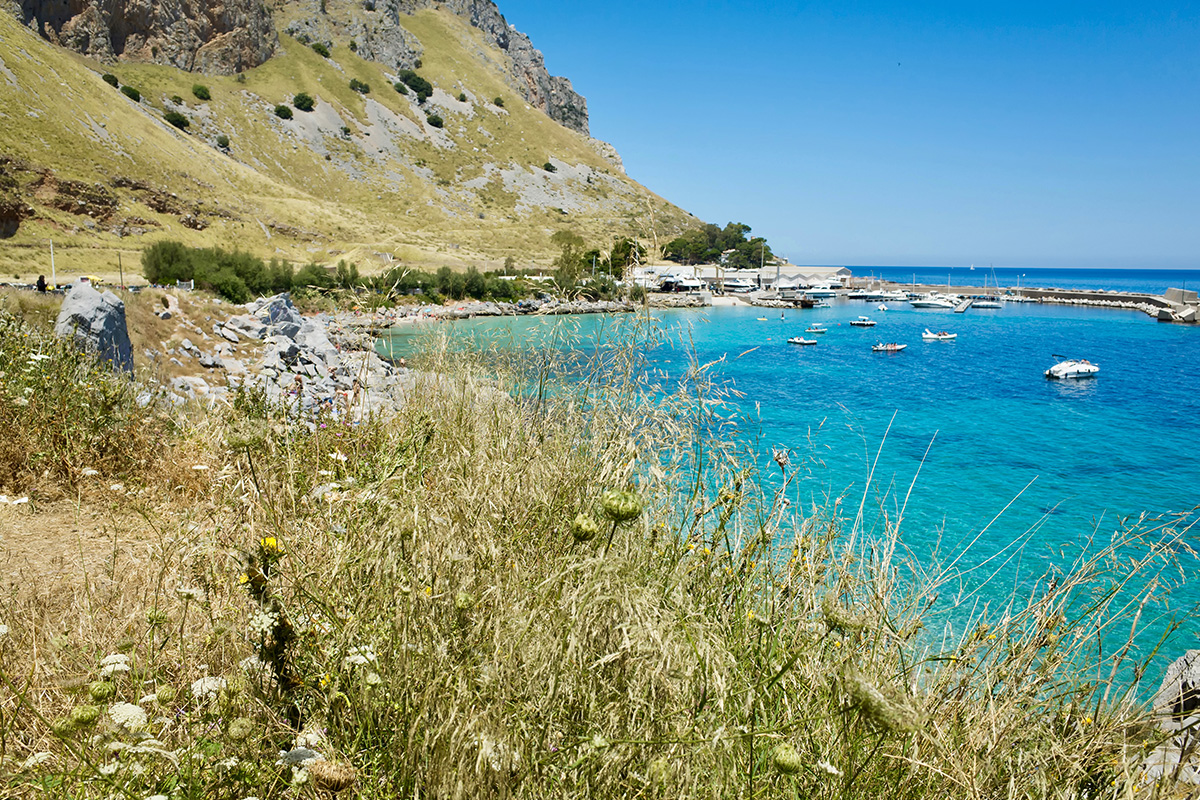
[780,316,1098,378]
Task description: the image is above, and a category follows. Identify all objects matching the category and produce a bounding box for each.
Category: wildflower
[81,468,99,476]
[771,447,791,471]
[817,759,842,776]
[424,586,432,597]
[190,676,226,703]
[365,671,382,686]
[571,513,600,543]
[191,464,209,471]
[155,685,177,705]
[109,702,148,732]
[330,451,347,462]
[599,489,642,523]
[20,752,54,771]
[175,586,205,602]
[98,762,119,776]
[100,653,131,678]
[343,645,376,667]
[146,795,169,800]
[648,757,672,785]
[259,536,283,556]
[0,623,8,637]
[308,760,357,793]
[771,743,803,774]
[455,592,475,611]
[248,609,279,637]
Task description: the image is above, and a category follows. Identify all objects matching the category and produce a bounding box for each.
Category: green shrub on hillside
[349,78,370,94]
[458,91,467,102]
[311,42,330,58]
[274,104,293,120]
[163,111,189,130]
[426,114,443,129]
[397,69,432,103]
[394,81,408,95]
[493,96,504,107]
[102,73,118,87]
[543,162,557,173]
[192,83,211,101]
[142,241,295,303]
[294,92,316,111]
[170,94,184,105]
[120,85,141,102]
[216,134,230,149]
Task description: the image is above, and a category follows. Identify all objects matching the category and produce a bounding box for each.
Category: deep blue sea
[380,292,1200,675]
[864,265,1200,295]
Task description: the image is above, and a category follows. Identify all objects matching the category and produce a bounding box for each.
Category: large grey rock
[226,314,266,339]
[252,293,302,326]
[1154,651,1200,732]
[54,280,133,372]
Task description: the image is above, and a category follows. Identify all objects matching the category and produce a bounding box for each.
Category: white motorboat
[1045,357,1099,379]
[849,316,876,327]
[805,287,838,298]
[909,294,957,309]
[877,304,889,311]
[972,298,1003,309]
[922,328,957,341]
[805,323,828,334]
[813,300,832,308]
[872,342,907,352]
[788,336,818,346]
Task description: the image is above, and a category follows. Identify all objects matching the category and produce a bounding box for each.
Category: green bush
[274,104,293,120]
[349,78,370,94]
[311,42,330,58]
[170,94,184,105]
[493,96,504,107]
[120,85,141,102]
[348,40,357,52]
[426,114,443,129]
[458,92,467,102]
[216,134,230,149]
[397,69,432,103]
[102,73,118,88]
[293,92,316,111]
[163,111,190,130]
[543,162,557,173]
[192,83,211,101]
[340,125,351,137]
[394,82,407,95]
[141,241,300,302]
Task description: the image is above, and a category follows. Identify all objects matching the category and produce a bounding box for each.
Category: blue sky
[495,1,1198,268]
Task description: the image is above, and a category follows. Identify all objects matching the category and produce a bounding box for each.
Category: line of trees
[550,231,646,284]
[663,222,773,268]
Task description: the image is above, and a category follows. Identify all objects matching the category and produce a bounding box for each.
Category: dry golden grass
[0,312,1192,799]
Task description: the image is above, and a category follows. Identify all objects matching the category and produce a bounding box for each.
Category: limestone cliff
[284,0,588,134]
[15,0,277,74]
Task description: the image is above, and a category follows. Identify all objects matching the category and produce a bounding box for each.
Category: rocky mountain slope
[0,1,693,280]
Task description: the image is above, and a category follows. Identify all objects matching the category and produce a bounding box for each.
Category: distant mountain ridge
[12,0,588,133]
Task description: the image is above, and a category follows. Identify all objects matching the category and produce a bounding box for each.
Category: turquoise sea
[380,296,1200,669]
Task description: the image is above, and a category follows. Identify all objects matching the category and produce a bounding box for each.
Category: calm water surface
[380,298,1200,663]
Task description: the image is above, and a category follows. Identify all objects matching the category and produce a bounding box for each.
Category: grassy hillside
[0,7,693,284]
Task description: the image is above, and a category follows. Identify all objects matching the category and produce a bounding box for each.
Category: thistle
[771,743,804,774]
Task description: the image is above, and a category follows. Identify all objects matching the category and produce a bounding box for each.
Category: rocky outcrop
[18,0,277,74]
[285,0,589,134]
[54,280,133,372]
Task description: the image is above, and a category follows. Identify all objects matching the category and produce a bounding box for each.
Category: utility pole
[49,239,56,287]
[118,252,124,290]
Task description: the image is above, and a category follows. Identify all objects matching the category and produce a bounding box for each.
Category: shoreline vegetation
[0,283,1198,798]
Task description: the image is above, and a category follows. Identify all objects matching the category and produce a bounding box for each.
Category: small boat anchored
[805,323,828,334]
[872,342,907,352]
[849,316,877,327]
[1045,356,1099,379]
[788,336,818,346]
[922,328,957,341]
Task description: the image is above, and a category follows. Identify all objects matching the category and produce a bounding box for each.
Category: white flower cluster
[248,609,279,638]
[473,735,522,773]
[108,702,148,732]
[100,653,131,678]
[0,622,8,637]
[343,644,376,667]
[190,676,227,703]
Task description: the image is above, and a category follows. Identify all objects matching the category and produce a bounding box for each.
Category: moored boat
[909,294,957,309]
[872,342,907,352]
[788,337,818,345]
[1045,357,1099,379]
[922,328,957,341]
[849,316,876,327]
[805,323,828,334]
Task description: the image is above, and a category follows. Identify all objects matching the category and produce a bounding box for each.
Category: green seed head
[600,490,642,523]
[455,592,475,611]
[772,743,804,774]
[821,594,866,632]
[88,680,115,702]
[51,717,75,737]
[155,685,177,705]
[571,513,600,543]
[69,704,101,727]
[843,672,922,734]
[227,717,255,741]
[648,757,671,785]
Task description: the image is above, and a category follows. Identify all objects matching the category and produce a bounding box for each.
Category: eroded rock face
[19,0,278,74]
[288,0,589,134]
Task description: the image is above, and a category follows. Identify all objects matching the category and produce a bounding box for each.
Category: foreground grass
[0,309,1192,798]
